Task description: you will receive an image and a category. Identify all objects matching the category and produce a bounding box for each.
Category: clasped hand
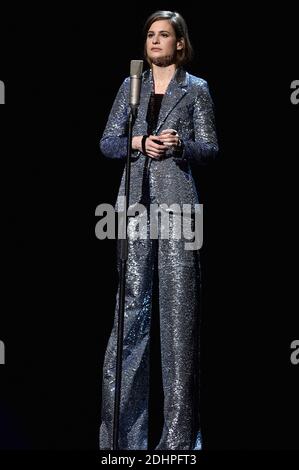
[134,129,181,159]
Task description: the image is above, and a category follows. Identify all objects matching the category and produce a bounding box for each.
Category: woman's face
[146,19,183,67]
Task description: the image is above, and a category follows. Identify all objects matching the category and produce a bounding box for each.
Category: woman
[99,10,218,450]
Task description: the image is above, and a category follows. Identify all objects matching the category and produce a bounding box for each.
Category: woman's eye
[147,33,169,38]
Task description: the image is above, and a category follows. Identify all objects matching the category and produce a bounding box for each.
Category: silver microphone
[129,60,143,110]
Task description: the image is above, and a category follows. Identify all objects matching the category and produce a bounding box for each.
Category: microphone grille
[130,60,143,77]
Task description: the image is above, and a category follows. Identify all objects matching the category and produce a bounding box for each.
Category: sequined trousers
[99,211,202,450]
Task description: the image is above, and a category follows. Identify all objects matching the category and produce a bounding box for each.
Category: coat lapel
[133,68,189,136]
[155,67,189,134]
[133,70,153,136]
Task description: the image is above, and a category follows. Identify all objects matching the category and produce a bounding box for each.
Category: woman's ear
[176,39,184,50]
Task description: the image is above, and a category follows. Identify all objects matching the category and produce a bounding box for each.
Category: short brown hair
[143,10,193,67]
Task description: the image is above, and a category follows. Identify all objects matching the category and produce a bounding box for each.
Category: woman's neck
[152,64,177,94]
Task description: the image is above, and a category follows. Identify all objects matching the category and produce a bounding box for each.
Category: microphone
[129,60,143,113]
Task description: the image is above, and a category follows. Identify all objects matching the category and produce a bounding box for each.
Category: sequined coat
[100,67,218,211]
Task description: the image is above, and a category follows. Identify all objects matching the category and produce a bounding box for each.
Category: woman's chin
[151,54,175,67]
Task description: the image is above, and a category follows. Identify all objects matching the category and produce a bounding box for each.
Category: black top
[139,93,164,208]
[146,93,164,134]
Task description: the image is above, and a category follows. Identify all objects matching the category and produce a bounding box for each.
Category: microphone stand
[113,105,138,450]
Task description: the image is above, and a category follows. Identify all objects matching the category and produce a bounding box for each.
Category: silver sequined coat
[100,67,218,211]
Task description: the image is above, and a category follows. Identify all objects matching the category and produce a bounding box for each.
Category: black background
[0,1,298,454]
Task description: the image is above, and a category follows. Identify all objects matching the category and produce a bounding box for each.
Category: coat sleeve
[179,80,219,165]
[99,78,130,159]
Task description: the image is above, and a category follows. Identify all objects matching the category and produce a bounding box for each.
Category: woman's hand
[132,130,181,159]
[132,135,166,159]
[157,129,182,149]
